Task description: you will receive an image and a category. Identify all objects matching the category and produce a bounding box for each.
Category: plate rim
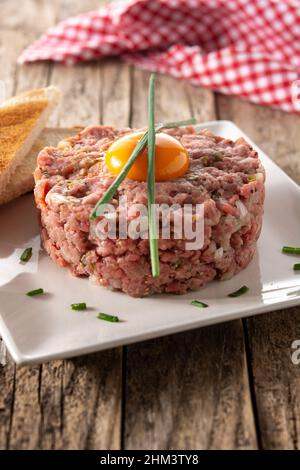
[1,119,300,365]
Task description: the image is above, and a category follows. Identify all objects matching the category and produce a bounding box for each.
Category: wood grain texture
[0,355,15,449]
[101,59,131,127]
[50,64,101,127]
[38,352,122,450]
[0,0,123,451]
[8,366,42,449]
[246,309,300,450]
[0,0,44,450]
[217,94,300,449]
[124,72,257,450]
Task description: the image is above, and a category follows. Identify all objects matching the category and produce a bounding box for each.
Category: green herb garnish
[191,300,209,308]
[71,303,87,311]
[147,74,159,277]
[20,247,32,263]
[293,264,300,271]
[228,285,249,297]
[282,246,300,255]
[97,312,119,323]
[26,288,44,297]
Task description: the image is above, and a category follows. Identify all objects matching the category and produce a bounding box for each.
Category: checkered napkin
[18,0,300,113]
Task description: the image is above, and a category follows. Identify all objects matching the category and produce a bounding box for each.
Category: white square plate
[1,120,300,365]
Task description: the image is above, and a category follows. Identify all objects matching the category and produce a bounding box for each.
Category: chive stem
[293,264,300,271]
[71,303,87,311]
[160,118,196,129]
[147,74,160,277]
[228,285,249,297]
[26,288,44,297]
[97,312,119,323]
[20,247,32,263]
[282,246,300,255]
[191,300,209,308]
[247,174,257,182]
[90,130,153,220]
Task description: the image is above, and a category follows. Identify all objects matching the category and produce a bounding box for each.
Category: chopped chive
[294,264,300,271]
[20,247,32,263]
[147,74,160,278]
[228,285,249,297]
[247,174,256,182]
[71,302,87,311]
[26,288,44,297]
[282,246,300,255]
[191,300,209,308]
[97,312,119,323]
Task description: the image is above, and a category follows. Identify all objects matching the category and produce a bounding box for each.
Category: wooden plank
[0,356,15,449]
[1,0,124,450]
[246,308,300,450]
[7,366,42,449]
[54,0,106,21]
[39,352,122,450]
[0,0,55,451]
[34,53,129,450]
[0,0,51,449]
[101,59,131,127]
[0,0,57,31]
[0,0,59,97]
[185,82,216,123]
[125,323,257,450]
[49,63,101,127]
[0,0,60,415]
[48,0,106,128]
[217,94,300,449]
[216,95,300,184]
[14,0,108,100]
[10,71,121,451]
[124,71,257,449]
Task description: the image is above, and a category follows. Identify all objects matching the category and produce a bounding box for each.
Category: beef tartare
[34,125,265,297]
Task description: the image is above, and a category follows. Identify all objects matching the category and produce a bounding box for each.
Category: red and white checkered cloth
[18,0,300,113]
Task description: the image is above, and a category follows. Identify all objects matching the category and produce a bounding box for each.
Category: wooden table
[1,0,300,450]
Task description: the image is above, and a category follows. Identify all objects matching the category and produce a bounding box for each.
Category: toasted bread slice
[0,86,61,205]
[0,127,80,206]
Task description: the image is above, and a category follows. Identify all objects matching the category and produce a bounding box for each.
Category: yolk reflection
[105,131,189,182]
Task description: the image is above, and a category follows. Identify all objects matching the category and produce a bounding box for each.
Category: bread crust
[0,127,78,205]
[0,86,61,205]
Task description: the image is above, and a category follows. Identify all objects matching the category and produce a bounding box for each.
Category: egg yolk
[105,132,189,182]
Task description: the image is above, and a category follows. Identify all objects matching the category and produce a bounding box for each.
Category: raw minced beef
[34,125,265,297]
